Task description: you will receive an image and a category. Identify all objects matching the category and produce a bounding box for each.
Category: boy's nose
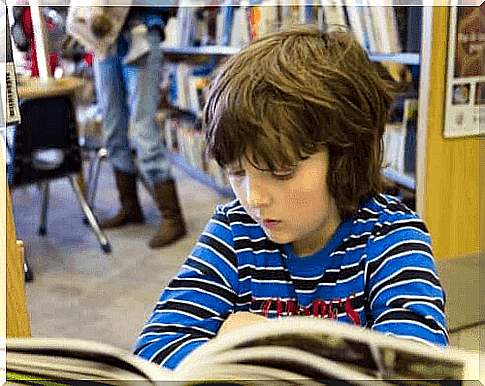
[246,179,271,209]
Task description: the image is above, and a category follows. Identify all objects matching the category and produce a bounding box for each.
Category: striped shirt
[133,194,448,370]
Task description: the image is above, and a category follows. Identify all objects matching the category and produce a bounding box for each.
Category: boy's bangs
[213,95,311,172]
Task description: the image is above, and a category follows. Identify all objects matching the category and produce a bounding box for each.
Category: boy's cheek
[291,195,309,205]
[288,191,310,206]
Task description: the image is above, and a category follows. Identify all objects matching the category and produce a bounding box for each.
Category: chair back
[12,95,82,186]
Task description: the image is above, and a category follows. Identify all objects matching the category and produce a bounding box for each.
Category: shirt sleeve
[133,206,239,370]
[364,210,449,346]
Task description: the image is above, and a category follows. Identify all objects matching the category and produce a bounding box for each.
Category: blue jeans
[94,29,171,184]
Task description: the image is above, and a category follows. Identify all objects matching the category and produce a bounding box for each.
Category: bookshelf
[160,3,425,200]
[162,48,419,65]
[162,45,240,58]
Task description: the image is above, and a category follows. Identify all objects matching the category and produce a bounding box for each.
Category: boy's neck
[292,206,342,258]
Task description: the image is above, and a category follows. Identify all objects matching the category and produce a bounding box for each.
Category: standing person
[133,25,448,370]
[70,5,186,248]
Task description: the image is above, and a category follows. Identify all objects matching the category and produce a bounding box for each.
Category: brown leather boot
[149,179,187,249]
[99,170,144,228]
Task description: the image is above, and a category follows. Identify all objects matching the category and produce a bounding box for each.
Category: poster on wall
[443,5,484,138]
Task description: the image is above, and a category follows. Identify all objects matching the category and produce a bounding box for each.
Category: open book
[6,317,482,385]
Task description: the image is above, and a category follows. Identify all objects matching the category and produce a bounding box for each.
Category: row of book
[162,0,422,54]
[383,98,418,179]
[165,63,211,117]
[162,116,230,187]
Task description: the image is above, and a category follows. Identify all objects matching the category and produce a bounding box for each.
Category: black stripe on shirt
[141,324,215,338]
[369,269,442,305]
[228,212,259,225]
[239,266,290,282]
[353,208,380,222]
[386,296,445,312]
[290,261,365,291]
[198,234,237,269]
[333,233,371,254]
[291,270,339,290]
[374,220,429,238]
[211,212,232,227]
[168,278,238,304]
[237,292,253,305]
[154,300,219,319]
[386,200,413,214]
[374,309,446,333]
[150,335,201,365]
[366,242,433,279]
[184,256,229,284]
[234,237,280,253]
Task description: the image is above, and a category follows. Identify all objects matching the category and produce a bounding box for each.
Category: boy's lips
[261,219,282,228]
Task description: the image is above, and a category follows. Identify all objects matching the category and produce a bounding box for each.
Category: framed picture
[443,5,484,138]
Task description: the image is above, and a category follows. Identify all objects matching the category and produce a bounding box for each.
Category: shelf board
[382,168,416,191]
[368,52,420,66]
[161,45,240,57]
[162,46,419,66]
[168,152,235,198]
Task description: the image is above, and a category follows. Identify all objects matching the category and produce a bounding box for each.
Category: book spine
[248,5,262,41]
[3,11,21,126]
[402,99,418,176]
[384,5,402,53]
[321,0,348,28]
[344,0,371,51]
[360,0,378,53]
[369,6,391,54]
[406,6,422,53]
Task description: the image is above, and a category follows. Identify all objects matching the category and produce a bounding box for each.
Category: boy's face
[227,151,341,257]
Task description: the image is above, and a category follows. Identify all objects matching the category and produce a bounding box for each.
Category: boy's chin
[263,230,294,246]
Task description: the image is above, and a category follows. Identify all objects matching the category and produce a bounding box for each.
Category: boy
[134,25,448,370]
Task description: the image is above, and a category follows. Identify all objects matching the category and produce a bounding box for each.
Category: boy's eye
[227,169,246,178]
[271,171,295,181]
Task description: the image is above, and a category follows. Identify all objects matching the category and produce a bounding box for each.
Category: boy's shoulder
[359,194,420,221]
[352,194,425,236]
[355,194,429,243]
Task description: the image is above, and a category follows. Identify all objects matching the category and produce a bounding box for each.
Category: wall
[424,6,483,260]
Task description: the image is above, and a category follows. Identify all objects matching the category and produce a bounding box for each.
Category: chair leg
[39,182,49,236]
[69,175,112,254]
[83,148,107,225]
[89,148,108,207]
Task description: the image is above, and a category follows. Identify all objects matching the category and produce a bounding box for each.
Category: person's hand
[218,312,269,335]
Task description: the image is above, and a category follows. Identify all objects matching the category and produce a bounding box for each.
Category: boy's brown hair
[204,24,398,219]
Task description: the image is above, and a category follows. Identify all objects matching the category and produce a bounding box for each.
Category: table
[17,76,87,100]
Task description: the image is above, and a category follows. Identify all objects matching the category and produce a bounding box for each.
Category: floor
[11,160,484,362]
